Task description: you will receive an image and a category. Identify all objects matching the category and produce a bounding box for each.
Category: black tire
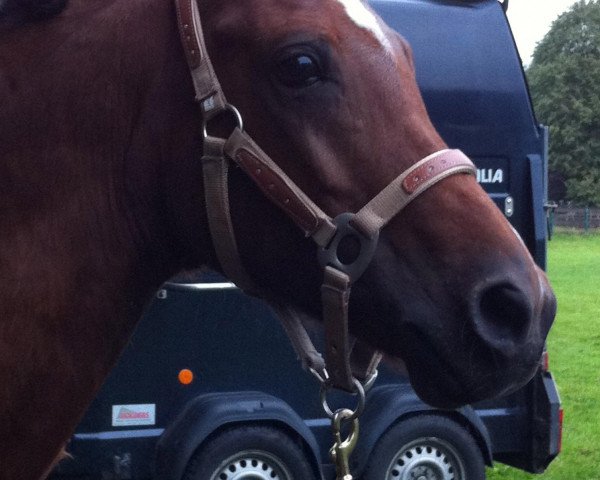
[361,415,486,480]
[183,424,318,480]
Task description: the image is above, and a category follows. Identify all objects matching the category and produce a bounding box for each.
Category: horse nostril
[473,283,533,346]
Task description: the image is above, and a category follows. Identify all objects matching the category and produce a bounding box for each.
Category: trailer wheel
[182,424,317,480]
[362,415,485,480]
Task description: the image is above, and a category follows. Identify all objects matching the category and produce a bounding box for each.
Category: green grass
[486,231,600,480]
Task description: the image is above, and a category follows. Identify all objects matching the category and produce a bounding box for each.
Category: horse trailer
[49,0,561,479]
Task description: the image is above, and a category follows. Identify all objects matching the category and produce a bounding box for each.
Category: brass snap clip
[330,408,360,480]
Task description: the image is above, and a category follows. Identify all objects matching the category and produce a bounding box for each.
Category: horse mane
[0,0,68,24]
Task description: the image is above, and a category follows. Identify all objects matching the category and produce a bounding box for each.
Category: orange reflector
[542,351,550,371]
[558,408,564,453]
[178,369,194,385]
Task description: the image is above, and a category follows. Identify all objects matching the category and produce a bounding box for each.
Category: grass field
[486,230,600,480]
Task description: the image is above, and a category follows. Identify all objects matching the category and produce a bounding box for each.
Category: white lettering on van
[477,169,504,184]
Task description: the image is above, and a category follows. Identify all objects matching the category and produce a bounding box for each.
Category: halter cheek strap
[174,0,226,110]
[174,0,476,392]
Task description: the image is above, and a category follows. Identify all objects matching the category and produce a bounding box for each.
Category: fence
[549,206,600,231]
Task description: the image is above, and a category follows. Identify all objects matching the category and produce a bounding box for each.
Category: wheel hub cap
[211,451,291,480]
[386,439,465,480]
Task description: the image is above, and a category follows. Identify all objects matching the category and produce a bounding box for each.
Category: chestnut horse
[0,0,555,478]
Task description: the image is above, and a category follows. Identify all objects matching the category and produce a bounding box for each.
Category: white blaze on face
[335,0,393,54]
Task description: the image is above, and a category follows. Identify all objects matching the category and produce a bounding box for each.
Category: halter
[174,0,476,393]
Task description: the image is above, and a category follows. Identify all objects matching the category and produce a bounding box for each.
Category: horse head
[198,0,556,408]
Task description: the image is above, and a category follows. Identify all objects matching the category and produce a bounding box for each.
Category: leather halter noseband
[174,0,476,392]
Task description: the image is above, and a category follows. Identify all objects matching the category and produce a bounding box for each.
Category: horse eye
[274,53,323,88]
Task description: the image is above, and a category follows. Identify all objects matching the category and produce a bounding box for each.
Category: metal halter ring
[320,378,366,420]
[202,103,244,139]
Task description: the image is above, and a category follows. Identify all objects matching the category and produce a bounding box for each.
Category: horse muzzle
[402,266,556,409]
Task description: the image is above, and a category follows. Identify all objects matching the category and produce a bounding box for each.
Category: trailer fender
[155,391,322,480]
[351,385,494,476]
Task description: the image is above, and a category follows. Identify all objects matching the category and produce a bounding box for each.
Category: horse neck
[68,0,218,284]
[0,2,217,476]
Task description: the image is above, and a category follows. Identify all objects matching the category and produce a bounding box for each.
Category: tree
[527,0,600,205]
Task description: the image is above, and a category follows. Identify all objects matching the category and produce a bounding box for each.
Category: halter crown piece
[174,0,476,393]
